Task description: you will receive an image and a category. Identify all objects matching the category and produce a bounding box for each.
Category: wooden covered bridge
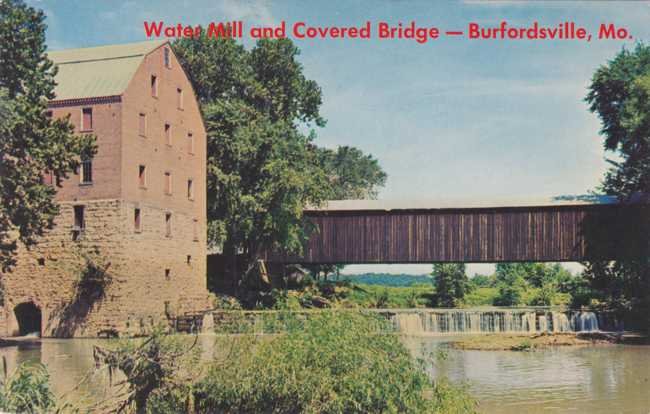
[266,195,649,264]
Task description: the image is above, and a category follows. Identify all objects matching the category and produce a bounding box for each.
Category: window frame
[165,212,172,237]
[81,107,93,132]
[164,171,172,195]
[138,112,147,137]
[176,88,184,110]
[165,123,172,146]
[151,74,158,97]
[73,205,85,230]
[187,179,194,200]
[187,132,195,155]
[134,208,142,233]
[164,48,172,69]
[79,158,93,185]
[138,165,147,188]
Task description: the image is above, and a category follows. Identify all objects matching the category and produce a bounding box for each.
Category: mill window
[164,48,171,68]
[187,132,194,154]
[165,212,172,237]
[177,88,183,109]
[80,159,92,184]
[165,123,171,145]
[81,107,93,131]
[164,172,172,195]
[134,208,141,232]
[73,205,85,230]
[139,113,146,136]
[151,75,158,97]
[187,179,193,200]
[138,165,147,188]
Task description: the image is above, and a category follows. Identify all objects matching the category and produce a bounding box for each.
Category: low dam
[385,308,618,335]
[209,308,619,335]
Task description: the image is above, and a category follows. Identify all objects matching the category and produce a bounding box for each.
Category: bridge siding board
[267,204,635,263]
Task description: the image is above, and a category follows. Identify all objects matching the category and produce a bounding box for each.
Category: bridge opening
[14,302,42,336]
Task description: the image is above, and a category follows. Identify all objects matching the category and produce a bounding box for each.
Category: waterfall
[390,309,611,335]
[551,312,571,333]
[538,314,548,333]
[571,311,599,332]
[392,313,423,334]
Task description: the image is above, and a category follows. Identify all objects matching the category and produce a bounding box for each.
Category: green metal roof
[48,40,168,100]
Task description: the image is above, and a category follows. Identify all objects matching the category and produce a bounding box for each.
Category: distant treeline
[341,273,432,287]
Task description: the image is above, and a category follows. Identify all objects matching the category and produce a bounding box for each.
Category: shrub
[0,359,56,414]
[511,338,534,351]
[375,288,390,307]
[194,311,476,413]
[94,326,200,414]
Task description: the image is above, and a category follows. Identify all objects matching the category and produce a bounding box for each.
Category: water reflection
[1,336,649,413]
[403,337,650,414]
[1,338,131,410]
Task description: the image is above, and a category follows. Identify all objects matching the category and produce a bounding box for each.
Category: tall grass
[0,358,56,414]
[193,311,476,413]
[92,311,477,413]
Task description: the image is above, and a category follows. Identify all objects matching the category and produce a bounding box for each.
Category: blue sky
[29,0,650,275]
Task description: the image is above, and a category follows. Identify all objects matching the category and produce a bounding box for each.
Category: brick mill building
[0,40,209,337]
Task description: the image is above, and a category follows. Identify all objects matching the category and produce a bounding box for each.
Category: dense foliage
[431,264,470,307]
[585,43,650,329]
[93,313,475,413]
[218,262,592,310]
[95,327,200,414]
[195,312,475,414]
[173,36,385,283]
[342,273,433,287]
[492,263,572,306]
[316,146,386,199]
[0,360,55,413]
[0,0,95,270]
[173,36,328,280]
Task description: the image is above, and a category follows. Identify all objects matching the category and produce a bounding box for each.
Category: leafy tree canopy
[173,36,385,279]
[316,146,386,199]
[0,0,95,270]
[587,43,650,197]
[585,43,650,329]
[431,264,469,307]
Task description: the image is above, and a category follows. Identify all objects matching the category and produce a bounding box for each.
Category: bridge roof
[307,194,622,212]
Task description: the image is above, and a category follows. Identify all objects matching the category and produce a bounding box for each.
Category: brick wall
[0,43,209,338]
[0,200,208,337]
[49,101,123,201]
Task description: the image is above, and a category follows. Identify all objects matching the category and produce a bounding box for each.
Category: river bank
[1,329,649,413]
[450,332,620,351]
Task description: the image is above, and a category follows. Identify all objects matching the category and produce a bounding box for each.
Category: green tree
[0,0,95,270]
[586,44,650,196]
[173,36,385,284]
[316,146,386,199]
[174,36,328,281]
[431,264,469,307]
[585,43,650,329]
[468,274,495,288]
[493,264,527,306]
[194,312,476,413]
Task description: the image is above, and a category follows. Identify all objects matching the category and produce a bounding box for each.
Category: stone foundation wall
[0,199,209,337]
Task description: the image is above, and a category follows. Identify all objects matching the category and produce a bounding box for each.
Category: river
[1,333,649,412]
[403,336,650,414]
